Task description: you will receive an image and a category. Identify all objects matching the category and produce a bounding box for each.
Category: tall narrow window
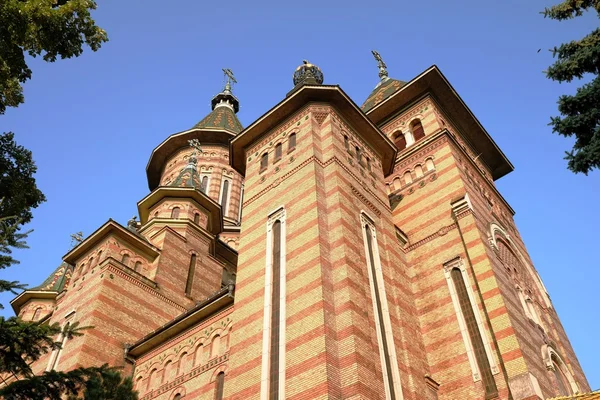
[121,254,130,266]
[288,133,296,151]
[275,143,282,161]
[415,164,424,178]
[366,157,372,172]
[552,358,570,396]
[194,212,200,224]
[355,146,361,163]
[393,131,407,150]
[261,208,286,400]
[362,220,400,400]
[425,158,435,171]
[185,254,196,296]
[171,207,180,219]
[220,179,230,216]
[450,267,498,397]
[200,175,209,194]
[32,307,42,321]
[344,135,349,150]
[411,119,425,141]
[134,261,142,273]
[215,372,225,400]
[261,153,269,170]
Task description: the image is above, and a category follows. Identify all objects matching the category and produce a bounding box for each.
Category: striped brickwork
[225,104,431,400]
[133,307,233,400]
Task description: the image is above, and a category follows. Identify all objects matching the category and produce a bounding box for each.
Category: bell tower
[224,62,433,400]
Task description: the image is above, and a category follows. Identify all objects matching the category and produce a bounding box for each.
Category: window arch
[393,131,407,151]
[552,356,571,396]
[173,395,182,400]
[411,119,425,141]
[260,153,268,170]
[171,207,180,219]
[121,254,130,266]
[288,133,296,151]
[89,257,95,270]
[134,261,142,273]
[426,158,435,171]
[355,146,361,163]
[32,307,42,321]
[343,135,349,150]
[211,335,221,358]
[543,346,578,395]
[414,164,424,178]
[275,143,282,161]
[193,212,200,224]
[403,171,413,185]
[366,157,371,172]
[215,371,225,400]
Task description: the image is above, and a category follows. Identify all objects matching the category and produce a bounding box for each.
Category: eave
[126,287,234,358]
[146,127,236,191]
[367,65,513,180]
[10,290,58,315]
[137,187,224,235]
[63,220,160,265]
[231,85,397,177]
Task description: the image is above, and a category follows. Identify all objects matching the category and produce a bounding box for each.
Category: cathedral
[8,55,594,400]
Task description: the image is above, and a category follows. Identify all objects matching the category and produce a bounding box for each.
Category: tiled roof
[170,162,202,190]
[192,106,243,134]
[361,78,407,112]
[548,391,600,400]
[31,262,74,292]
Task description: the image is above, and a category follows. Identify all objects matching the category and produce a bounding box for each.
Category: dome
[292,60,324,86]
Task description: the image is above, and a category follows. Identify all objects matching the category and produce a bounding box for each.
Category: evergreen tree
[544,0,600,174]
[0,0,108,114]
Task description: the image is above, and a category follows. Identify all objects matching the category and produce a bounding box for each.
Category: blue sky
[1,0,599,391]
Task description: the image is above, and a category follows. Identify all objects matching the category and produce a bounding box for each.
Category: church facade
[8,57,591,400]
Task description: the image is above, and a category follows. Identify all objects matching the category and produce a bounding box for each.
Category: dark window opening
[134,261,142,272]
[185,254,197,296]
[194,212,200,224]
[261,153,269,170]
[344,135,349,150]
[552,358,570,396]
[221,180,229,216]
[275,143,282,160]
[411,119,425,142]
[215,371,225,400]
[121,254,130,266]
[288,133,296,151]
[200,175,209,194]
[171,207,180,219]
[270,220,282,400]
[355,146,361,163]
[394,131,407,150]
[451,268,498,397]
[365,225,396,399]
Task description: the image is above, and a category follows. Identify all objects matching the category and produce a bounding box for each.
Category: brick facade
[6,64,589,400]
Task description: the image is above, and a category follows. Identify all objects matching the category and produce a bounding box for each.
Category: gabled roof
[231,84,397,176]
[366,65,513,180]
[361,78,407,112]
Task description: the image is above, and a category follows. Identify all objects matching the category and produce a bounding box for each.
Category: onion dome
[293,60,324,87]
[170,152,202,189]
[192,77,243,134]
[361,50,407,112]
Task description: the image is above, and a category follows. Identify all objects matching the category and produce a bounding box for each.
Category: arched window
[185,254,196,296]
[404,171,413,185]
[121,254,130,266]
[552,356,571,396]
[211,335,221,358]
[194,343,204,366]
[88,257,94,272]
[393,131,407,151]
[97,251,103,264]
[200,175,209,194]
[275,143,282,161]
[220,180,230,216]
[415,165,423,178]
[173,395,181,400]
[426,158,435,171]
[366,157,372,172]
[162,360,172,383]
[193,212,200,224]
[260,153,268,170]
[171,207,180,219]
[215,371,225,400]
[343,135,349,150]
[288,133,296,151]
[393,177,402,191]
[134,261,142,273]
[355,146,361,163]
[411,119,425,141]
[32,307,42,321]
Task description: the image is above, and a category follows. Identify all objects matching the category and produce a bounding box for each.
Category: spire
[361,50,407,112]
[192,69,244,134]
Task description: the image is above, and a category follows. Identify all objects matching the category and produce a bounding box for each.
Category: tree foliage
[543,0,600,174]
[0,0,108,114]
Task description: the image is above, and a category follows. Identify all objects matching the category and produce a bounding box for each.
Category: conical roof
[170,155,202,189]
[361,77,407,112]
[192,105,243,134]
[31,262,74,292]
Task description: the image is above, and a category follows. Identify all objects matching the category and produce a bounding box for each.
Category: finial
[188,138,202,163]
[222,68,237,94]
[371,50,389,81]
[292,60,324,87]
[70,231,83,248]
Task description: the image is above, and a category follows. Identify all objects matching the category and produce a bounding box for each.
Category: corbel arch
[488,223,551,308]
